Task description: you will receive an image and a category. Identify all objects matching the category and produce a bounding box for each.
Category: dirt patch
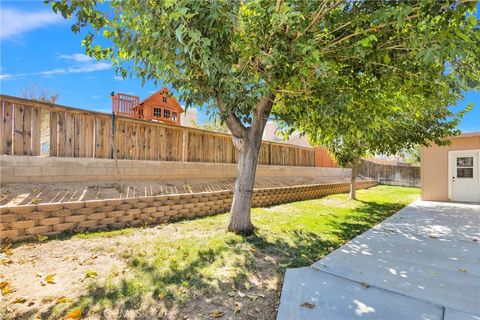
[0,223,284,320]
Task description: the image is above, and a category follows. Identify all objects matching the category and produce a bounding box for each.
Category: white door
[450,151,480,203]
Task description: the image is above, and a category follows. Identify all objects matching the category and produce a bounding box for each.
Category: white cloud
[58,53,94,63]
[0,8,64,40]
[113,75,124,81]
[0,53,111,80]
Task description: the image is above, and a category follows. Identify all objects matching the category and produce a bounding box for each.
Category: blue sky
[0,1,479,132]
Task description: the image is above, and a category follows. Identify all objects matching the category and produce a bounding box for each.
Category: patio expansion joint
[308,264,446,312]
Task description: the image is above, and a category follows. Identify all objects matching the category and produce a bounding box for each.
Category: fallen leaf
[85,270,98,278]
[300,302,315,309]
[211,310,224,318]
[36,272,43,278]
[458,268,467,273]
[227,291,235,297]
[237,291,245,298]
[2,285,15,295]
[0,258,13,265]
[64,308,82,320]
[56,296,73,304]
[28,301,35,306]
[13,296,28,304]
[31,198,42,204]
[37,235,48,242]
[40,281,47,287]
[0,281,8,289]
[361,282,370,288]
[45,274,55,284]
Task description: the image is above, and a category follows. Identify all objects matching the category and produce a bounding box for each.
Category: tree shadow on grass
[326,199,406,242]
[14,199,409,319]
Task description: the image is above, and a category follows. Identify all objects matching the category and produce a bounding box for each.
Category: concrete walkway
[277,201,480,320]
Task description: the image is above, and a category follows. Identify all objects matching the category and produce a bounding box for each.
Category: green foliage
[46,0,479,129]
[189,118,230,134]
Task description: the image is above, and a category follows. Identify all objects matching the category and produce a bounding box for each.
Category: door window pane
[457,157,473,167]
[457,168,473,178]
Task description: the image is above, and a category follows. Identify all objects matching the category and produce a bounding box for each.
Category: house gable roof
[140,88,184,113]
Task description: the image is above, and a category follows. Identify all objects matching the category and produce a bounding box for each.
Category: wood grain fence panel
[0,95,315,166]
[22,106,32,155]
[49,112,58,157]
[64,112,74,157]
[84,115,94,158]
[127,123,136,160]
[73,114,81,157]
[13,105,24,155]
[31,108,41,156]
[94,117,105,158]
[3,103,13,155]
[139,125,146,160]
[115,120,125,160]
[79,115,87,157]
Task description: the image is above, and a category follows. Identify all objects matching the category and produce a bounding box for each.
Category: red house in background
[112,88,183,125]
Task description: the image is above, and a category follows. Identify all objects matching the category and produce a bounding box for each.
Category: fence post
[268,142,272,165]
[111,113,116,159]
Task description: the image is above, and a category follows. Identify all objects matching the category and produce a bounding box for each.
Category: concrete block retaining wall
[0,180,377,242]
[0,156,351,184]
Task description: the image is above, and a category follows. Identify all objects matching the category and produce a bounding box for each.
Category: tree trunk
[349,159,358,200]
[228,138,260,235]
[218,94,275,235]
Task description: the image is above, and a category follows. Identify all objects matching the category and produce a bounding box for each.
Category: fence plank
[50,112,58,157]
[31,108,41,156]
[115,120,125,159]
[22,106,33,155]
[64,112,75,157]
[95,117,106,158]
[13,105,24,155]
[57,112,66,157]
[73,114,81,157]
[84,115,94,158]
[3,103,13,155]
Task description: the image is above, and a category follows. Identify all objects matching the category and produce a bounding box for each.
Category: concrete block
[25,225,52,235]
[8,205,37,214]
[85,200,107,208]
[53,223,75,232]
[37,203,64,212]
[0,214,18,223]
[96,205,115,213]
[11,220,36,229]
[39,217,62,226]
[87,213,106,220]
[107,210,125,218]
[65,215,87,223]
[62,202,85,210]
[0,229,19,239]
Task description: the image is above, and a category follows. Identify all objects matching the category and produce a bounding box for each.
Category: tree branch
[216,97,247,138]
[252,94,276,139]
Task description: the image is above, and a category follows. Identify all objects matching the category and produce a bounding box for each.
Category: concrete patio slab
[277,267,442,320]
[444,309,480,320]
[372,201,480,242]
[313,229,480,314]
[278,201,480,319]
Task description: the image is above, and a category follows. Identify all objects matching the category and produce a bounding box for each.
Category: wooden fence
[0,95,314,166]
[359,159,420,187]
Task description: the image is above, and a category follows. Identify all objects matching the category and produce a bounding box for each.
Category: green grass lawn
[44,185,419,319]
